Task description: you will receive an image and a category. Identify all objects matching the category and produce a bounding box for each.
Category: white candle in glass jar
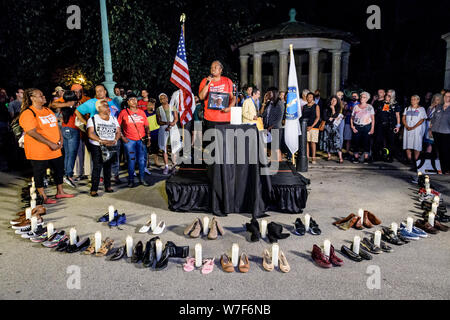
[391,222,398,235]
[203,216,210,235]
[108,205,115,222]
[25,208,32,220]
[47,223,54,237]
[428,213,435,227]
[30,200,36,210]
[352,236,360,255]
[95,231,102,253]
[151,212,157,231]
[231,243,239,267]
[272,243,279,267]
[406,217,414,233]
[324,239,331,257]
[195,243,202,267]
[374,230,382,247]
[70,228,77,245]
[126,236,133,258]
[155,239,163,262]
[260,219,268,238]
[304,214,311,232]
[30,216,38,232]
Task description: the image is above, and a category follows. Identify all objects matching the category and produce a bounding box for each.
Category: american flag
[170,25,194,126]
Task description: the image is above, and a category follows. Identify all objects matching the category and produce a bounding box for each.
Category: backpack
[10,108,36,141]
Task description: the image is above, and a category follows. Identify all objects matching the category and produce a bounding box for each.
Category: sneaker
[360,237,382,254]
[109,213,126,227]
[400,222,428,238]
[145,168,152,175]
[63,176,76,188]
[12,216,44,230]
[162,166,169,175]
[97,210,119,222]
[294,218,306,236]
[21,225,47,239]
[30,229,57,243]
[42,232,67,248]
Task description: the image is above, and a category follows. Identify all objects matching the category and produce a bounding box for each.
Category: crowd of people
[0,61,449,201]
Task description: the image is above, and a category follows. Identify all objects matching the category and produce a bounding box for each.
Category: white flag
[284,45,302,155]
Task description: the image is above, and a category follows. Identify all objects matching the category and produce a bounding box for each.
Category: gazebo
[238,8,358,96]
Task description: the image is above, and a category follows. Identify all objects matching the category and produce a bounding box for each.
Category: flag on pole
[284,44,302,155]
[170,25,194,126]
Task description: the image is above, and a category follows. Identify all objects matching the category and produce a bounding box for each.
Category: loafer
[337,216,358,231]
[398,227,420,240]
[381,227,405,245]
[365,210,382,225]
[340,245,363,262]
[294,218,306,235]
[56,238,70,252]
[66,237,90,253]
[154,246,170,271]
[433,220,449,232]
[309,218,321,235]
[378,240,394,253]
[143,237,159,267]
[131,241,144,263]
[109,246,126,261]
[361,237,382,254]
[166,241,189,258]
[220,254,234,273]
[351,244,373,260]
[414,219,439,234]
[329,245,344,266]
[311,244,332,268]
[262,249,274,271]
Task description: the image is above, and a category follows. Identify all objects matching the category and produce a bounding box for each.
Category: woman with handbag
[117,93,151,187]
[86,99,121,197]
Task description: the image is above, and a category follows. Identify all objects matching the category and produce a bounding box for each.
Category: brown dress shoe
[363,211,374,228]
[365,210,381,225]
[433,220,449,232]
[207,218,218,240]
[17,206,46,216]
[415,219,438,234]
[338,216,358,230]
[220,254,234,272]
[333,213,356,226]
[353,216,363,230]
[238,253,250,273]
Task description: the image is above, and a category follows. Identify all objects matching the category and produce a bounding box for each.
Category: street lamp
[99,0,116,98]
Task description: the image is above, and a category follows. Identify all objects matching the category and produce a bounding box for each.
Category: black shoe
[351,244,372,260]
[166,241,189,258]
[397,233,410,244]
[143,237,159,267]
[131,241,144,263]
[361,237,382,254]
[381,227,405,246]
[105,188,114,193]
[267,222,290,243]
[66,237,90,253]
[114,176,123,184]
[294,218,306,236]
[309,218,321,235]
[154,246,170,271]
[56,238,70,252]
[340,245,363,262]
[245,218,261,242]
[127,180,137,188]
[379,240,394,253]
[109,246,126,261]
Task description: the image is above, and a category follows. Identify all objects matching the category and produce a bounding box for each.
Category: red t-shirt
[117,108,149,141]
[137,99,149,111]
[199,76,233,122]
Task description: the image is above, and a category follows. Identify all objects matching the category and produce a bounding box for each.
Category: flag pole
[180,13,186,144]
[289,44,296,167]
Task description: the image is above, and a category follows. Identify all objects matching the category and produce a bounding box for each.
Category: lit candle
[260,219,268,238]
[428,213,435,227]
[374,230,382,247]
[46,168,51,176]
[431,202,438,215]
[304,214,311,232]
[203,216,210,235]
[47,223,54,237]
[352,236,360,255]
[126,236,133,258]
[358,208,364,222]
[406,217,414,233]
[30,216,38,232]
[424,176,430,190]
[417,171,422,176]
[95,231,102,253]
[433,196,440,204]
[272,243,279,267]
[195,243,202,267]
[70,228,77,245]
[155,239,163,262]
[30,200,36,210]
[151,212,157,231]
[25,208,32,220]
[426,187,432,195]
[324,239,331,257]
[108,205,115,222]
[31,176,35,183]
[391,222,398,235]
[31,193,37,200]
[30,187,36,195]
[231,243,239,267]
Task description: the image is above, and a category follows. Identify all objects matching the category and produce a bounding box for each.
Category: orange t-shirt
[19,106,62,160]
[199,76,233,122]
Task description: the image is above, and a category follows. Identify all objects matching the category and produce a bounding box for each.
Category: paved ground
[0,159,449,300]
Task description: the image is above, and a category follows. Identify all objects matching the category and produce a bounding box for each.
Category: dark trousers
[90,144,114,192]
[31,156,64,188]
[353,124,371,153]
[433,132,450,174]
[374,123,395,160]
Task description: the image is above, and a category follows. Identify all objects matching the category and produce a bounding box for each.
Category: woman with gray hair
[402,95,427,168]
[423,93,442,154]
[350,91,375,163]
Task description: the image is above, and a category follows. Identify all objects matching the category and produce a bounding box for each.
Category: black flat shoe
[143,237,159,267]
[66,237,90,253]
[166,241,189,258]
[131,241,143,263]
[361,237,382,254]
[340,245,362,262]
[351,244,373,260]
[56,238,70,252]
[381,227,405,246]
[109,246,125,261]
[154,246,170,271]
[294,218,305,236]
[309,218,321,235]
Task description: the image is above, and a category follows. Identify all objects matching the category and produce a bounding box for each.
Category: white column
[239,55,249,87]
[330,49,342,95]
[308,48,320,92]
[442,33,450,89]
[253,52,263,90]
[271,56,279,88]
[278,49,289,92]
[341,51,350,86]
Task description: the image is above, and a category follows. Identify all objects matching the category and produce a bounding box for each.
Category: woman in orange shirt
[19,88,75,204]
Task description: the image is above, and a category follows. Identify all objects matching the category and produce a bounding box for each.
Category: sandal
[95,237,114,257]
[82,239,96,255]
[201,258,215,274]
[183,257,196,272]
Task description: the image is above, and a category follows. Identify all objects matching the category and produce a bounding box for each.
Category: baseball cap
[53,86,64,95]
[71,84,83,91]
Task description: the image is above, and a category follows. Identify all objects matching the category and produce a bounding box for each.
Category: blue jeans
[123,138,147,182]
[62,127,80,177]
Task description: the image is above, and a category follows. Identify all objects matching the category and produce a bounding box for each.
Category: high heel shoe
[262,249,273,272]
[278,250,290,273]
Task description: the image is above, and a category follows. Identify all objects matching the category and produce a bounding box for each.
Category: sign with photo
[207,92,229,110]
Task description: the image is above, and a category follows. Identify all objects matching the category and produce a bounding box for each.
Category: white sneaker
[63,176,76,188]
[153,221,166,235]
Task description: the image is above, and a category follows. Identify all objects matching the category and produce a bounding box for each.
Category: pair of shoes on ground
[245,218,261,242]
[138,217,166,235]
[97,210,126,227]
[12,216,45,232]
[56,236,90,253]
[333,211,381,230]
[15,205,47,217]
[262,249,290,273]
[341,239,376,262]
[129,238,189,271]
[184,257,215,274]
[83,237,114,257]
[380,227,407,246]
[42,231,67,248]
[415,218,448,233]
[311,244,343,268]
[267,222,290,243]
[220,253,250,273]
[10,212,44,226]
[421,207,450,223]
[184,217,224,239]
[294,217,321,236]
[17,224,47,239]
